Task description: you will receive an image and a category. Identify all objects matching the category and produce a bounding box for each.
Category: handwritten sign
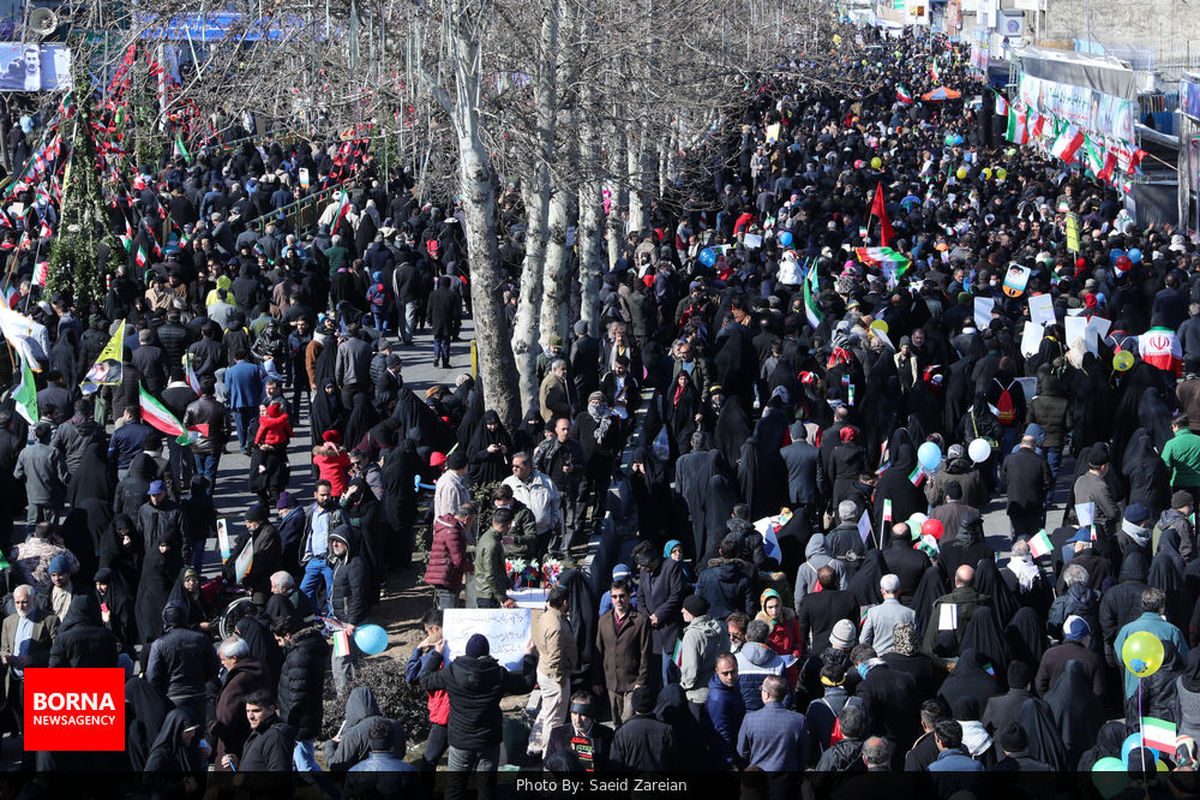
[443,608,531,671]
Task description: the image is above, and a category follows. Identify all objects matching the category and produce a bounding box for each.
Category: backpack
[994,379,1017,426]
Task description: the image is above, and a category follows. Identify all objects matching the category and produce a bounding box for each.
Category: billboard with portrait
[1017,72,1135,145]
[0,43,71,92]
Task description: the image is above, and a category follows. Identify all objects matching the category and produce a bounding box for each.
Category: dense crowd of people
[0,18,1199,798]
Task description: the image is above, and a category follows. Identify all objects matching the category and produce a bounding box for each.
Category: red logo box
[23,668,125,751]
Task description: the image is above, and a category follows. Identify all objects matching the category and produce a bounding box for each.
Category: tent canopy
[922,86,962,101]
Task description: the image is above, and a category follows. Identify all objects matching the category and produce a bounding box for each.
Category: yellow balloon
[1122,631,1165,678]
[1113,351,1135,372]
[870,157,882,169]
[870,320,889,334]
[956,167,968,179]
[996,167,1008,181]
[982,167,993,180]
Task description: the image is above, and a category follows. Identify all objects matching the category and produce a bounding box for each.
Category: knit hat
[588,391,605,404]
[245,504,268,523]
[631,686,656,715]
[446,450,467,470]
[682,595,709,618]
[276,491,297,510]
[1124,503,1151,525]
[329,525,352,549]
[48,554,71,575]
[547,334,563,347]
[1173,490,1195,509]
[148,480,167,495]
[464,633,489,658]
[947,443,966,460]
[611,564,632,581]
[830,619,857,650]
[1063,615,1091,641]
[322,430,342,444]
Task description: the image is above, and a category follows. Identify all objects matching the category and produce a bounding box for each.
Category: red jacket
[255,405,293,447]
[423,513,472,592]
[313,447,351,496]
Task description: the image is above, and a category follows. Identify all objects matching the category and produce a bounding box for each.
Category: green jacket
[1162,429,1200,487]
[474,527,509,604]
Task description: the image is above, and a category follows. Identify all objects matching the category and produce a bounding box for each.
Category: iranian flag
[1138,327,1183,376]
[139,383,193,444]
[134,241,148,268]
[1098,150,1119,183]
[12,350,37,425]
[908,465,925,487]
[185,354,202,396]
[855,246,912,274]
[1029,114,1047,141]
[1028,529,1053,559]
[803,260,822,329]
[1005,106,1028,145]
[1051,125,1086,164]
[1083,136,1104,176]
[1142,717,1177,753]
[332,189,351,232]
[896,83,914,104]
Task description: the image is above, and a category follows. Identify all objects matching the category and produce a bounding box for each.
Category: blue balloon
[778,231,793,247]
[1121,732,1159,766]
[917,441,942,471]
[1128,248,1143,264]
[1109,249,1125,266]
[354,624,389,656]
[699,248,717,268]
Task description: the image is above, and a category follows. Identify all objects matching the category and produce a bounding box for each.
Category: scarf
[1122,519,1151,549]
[589,403,613,444]
[1006,553,1040,592]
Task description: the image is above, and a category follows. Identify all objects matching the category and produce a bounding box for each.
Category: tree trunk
[577,80,605,338]
[441,9,520,424]
[511,11,559,412]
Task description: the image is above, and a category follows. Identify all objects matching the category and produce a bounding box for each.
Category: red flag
[870,182,894,248]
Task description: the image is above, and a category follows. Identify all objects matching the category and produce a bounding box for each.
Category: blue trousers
[301,556,333,615]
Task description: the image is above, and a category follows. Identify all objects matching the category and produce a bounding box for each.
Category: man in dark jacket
[780,423,825,529]
[882,523,930,606]
[991,722,1052,771]
[705,653,745,768]
[695,534,754,621]
[212,636,273,771]
[1000,435,1054,539]
[852,645,921,754]
[138,481,185,551]
[428,276,460,370]
[799,567,859,654]
[145,604,220,724]
[328,525,371,696]
[611,685,678,771]
[981,661,1035,738]
[273,613,329,776]
[545,690,614,771]
[48,593,117,668]
[419,632,536,797]
[182,377,229,489]
[324,686,406,771]
[593,579,652,726]
[226,690,296,799]
[1034,616,1106,698]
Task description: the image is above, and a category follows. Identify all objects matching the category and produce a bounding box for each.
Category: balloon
[982,167,992,180]
[968,438,992,464]
[354,624,390,656]
[869,319,889,334]
[777,231,793,247]
[955,167,968,179]
[1113,351,1135,372]
[917,441,942,471]
[921,518,944,540]
[995,167,1007,181]
[907,513,928,531]
[1092,757,1126,773]
[1109,248,1125,266]
[1121,732,1160,765]
[870,157,882,169]
[699,248,717,268]
[1122,631,1165,678]
[1129,248,1143,263]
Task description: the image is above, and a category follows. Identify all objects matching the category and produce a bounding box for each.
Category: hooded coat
[418,650,538,751]
[48,593,118,668]
[323,686,406,770]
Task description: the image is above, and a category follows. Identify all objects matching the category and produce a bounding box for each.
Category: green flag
[12,350,36,425]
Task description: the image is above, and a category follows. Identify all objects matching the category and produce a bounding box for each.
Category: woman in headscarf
[655,683,717,764]
[974,559,1020,625]
[666,370,702,459]
[144,707,208,773]
[135,531,183,646]
[756,588,803,665]
[938,648,998,714]
[1121,427,1170,521]
[310,378,345,443]
[100,513,143,605]
[871,428,927,528]
[94,566,136,658]
[630,445,672,544]
[126,676,175,771]
[1149,547,1190,631]
[67,440,116,507]
[1002,606,1047,672]
[829,425,866,507]
[713,391,753,468]
[343,393,379,457]
[467,410,512,486]
[1044,660,1104,770]
[1177,649,1200,741]
[911,562,949,636]
[938,511,990,577]
[1137,386,1176,454]
[1076,721,1129,773]
[1066,350,1112,458]
[1018,697,1067,771]
[513,409,546,456]
[701,474,740,566]
[846,549,886,608]
[166,567,213,633]
[958,608,1011,691]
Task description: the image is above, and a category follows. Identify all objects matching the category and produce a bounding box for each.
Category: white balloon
[968,438,992,463]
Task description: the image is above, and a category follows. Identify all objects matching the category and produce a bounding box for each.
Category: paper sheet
[1020,321,1045,358]
[974,297,995,330]
[1028,294,1056,328]
[938,603,958,632]
[1075,502,1095,527]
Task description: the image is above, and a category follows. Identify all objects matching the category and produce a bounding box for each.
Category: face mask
[857,663,870,679]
